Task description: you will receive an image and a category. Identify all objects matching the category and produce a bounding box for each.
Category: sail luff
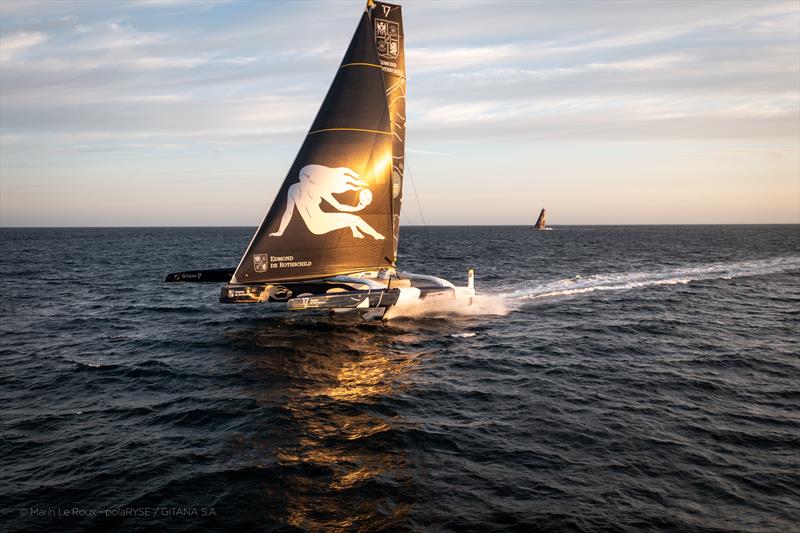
[371,1,405,263]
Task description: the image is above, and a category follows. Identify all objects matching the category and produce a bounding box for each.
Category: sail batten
[308,128,393,135]
[340,62,383,69]
[231,7,403,284]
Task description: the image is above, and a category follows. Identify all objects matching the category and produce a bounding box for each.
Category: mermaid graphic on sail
[269,164,385,240]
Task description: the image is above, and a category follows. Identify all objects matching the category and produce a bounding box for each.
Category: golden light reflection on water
[320,352,419,402]
[230,318,430,531]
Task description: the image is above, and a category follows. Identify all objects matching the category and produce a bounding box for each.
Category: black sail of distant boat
[534,208,547,230]
[231,3,403,284]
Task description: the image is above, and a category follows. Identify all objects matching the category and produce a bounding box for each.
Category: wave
[504,255,800,303]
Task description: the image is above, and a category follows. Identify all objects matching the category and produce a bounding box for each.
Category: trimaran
[166,0,474,319]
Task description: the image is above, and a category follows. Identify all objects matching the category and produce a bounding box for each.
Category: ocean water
[1,225,799,532]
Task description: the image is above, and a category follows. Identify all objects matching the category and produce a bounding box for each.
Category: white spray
[384,255,799,319]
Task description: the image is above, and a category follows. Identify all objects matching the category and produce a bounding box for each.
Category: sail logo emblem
[253,254,269,273]
[269,164,384,240]
[375,18,399,59]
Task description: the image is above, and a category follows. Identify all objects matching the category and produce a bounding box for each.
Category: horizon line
[1,223,798,229]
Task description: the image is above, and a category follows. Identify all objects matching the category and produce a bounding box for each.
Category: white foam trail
[384,294,509,320]
[504,255,800,304]
[383,256,799,319]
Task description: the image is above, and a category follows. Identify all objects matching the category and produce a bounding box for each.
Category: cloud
[447,53,689,81]
[0,31,47,61]
[409,44,517,73]
[126,0,232,9]
[2,1,797,145]
[132,56,208,69]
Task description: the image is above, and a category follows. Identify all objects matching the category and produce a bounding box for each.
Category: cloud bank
[1,0,798,225]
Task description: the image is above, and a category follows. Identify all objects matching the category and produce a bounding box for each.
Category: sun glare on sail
[370,152,394,186]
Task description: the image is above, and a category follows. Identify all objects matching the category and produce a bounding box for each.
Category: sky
[1,0,798,226]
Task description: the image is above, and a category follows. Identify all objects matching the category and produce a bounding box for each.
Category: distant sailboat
[534,208,549,230]
[165,1,474,318]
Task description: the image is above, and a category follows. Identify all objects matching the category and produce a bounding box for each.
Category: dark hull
[219,272,456,308]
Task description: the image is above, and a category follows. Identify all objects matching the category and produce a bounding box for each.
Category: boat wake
[504,255,800,304]
[384,256,799,320]
[384,293,509,319]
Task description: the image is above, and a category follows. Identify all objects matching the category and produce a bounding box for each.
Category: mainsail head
[232,3,405,284]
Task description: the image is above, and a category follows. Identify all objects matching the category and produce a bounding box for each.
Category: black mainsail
[166,1,475,316]
[534,208,547,230]
[231,2,404,284]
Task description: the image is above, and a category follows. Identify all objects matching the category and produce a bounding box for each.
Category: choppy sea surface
[1,225,799,532]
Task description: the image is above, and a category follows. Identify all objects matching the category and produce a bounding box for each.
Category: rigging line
[404,162,427,226]
[400,209,413,227]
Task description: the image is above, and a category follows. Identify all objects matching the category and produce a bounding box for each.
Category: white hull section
[294,269,475,319]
